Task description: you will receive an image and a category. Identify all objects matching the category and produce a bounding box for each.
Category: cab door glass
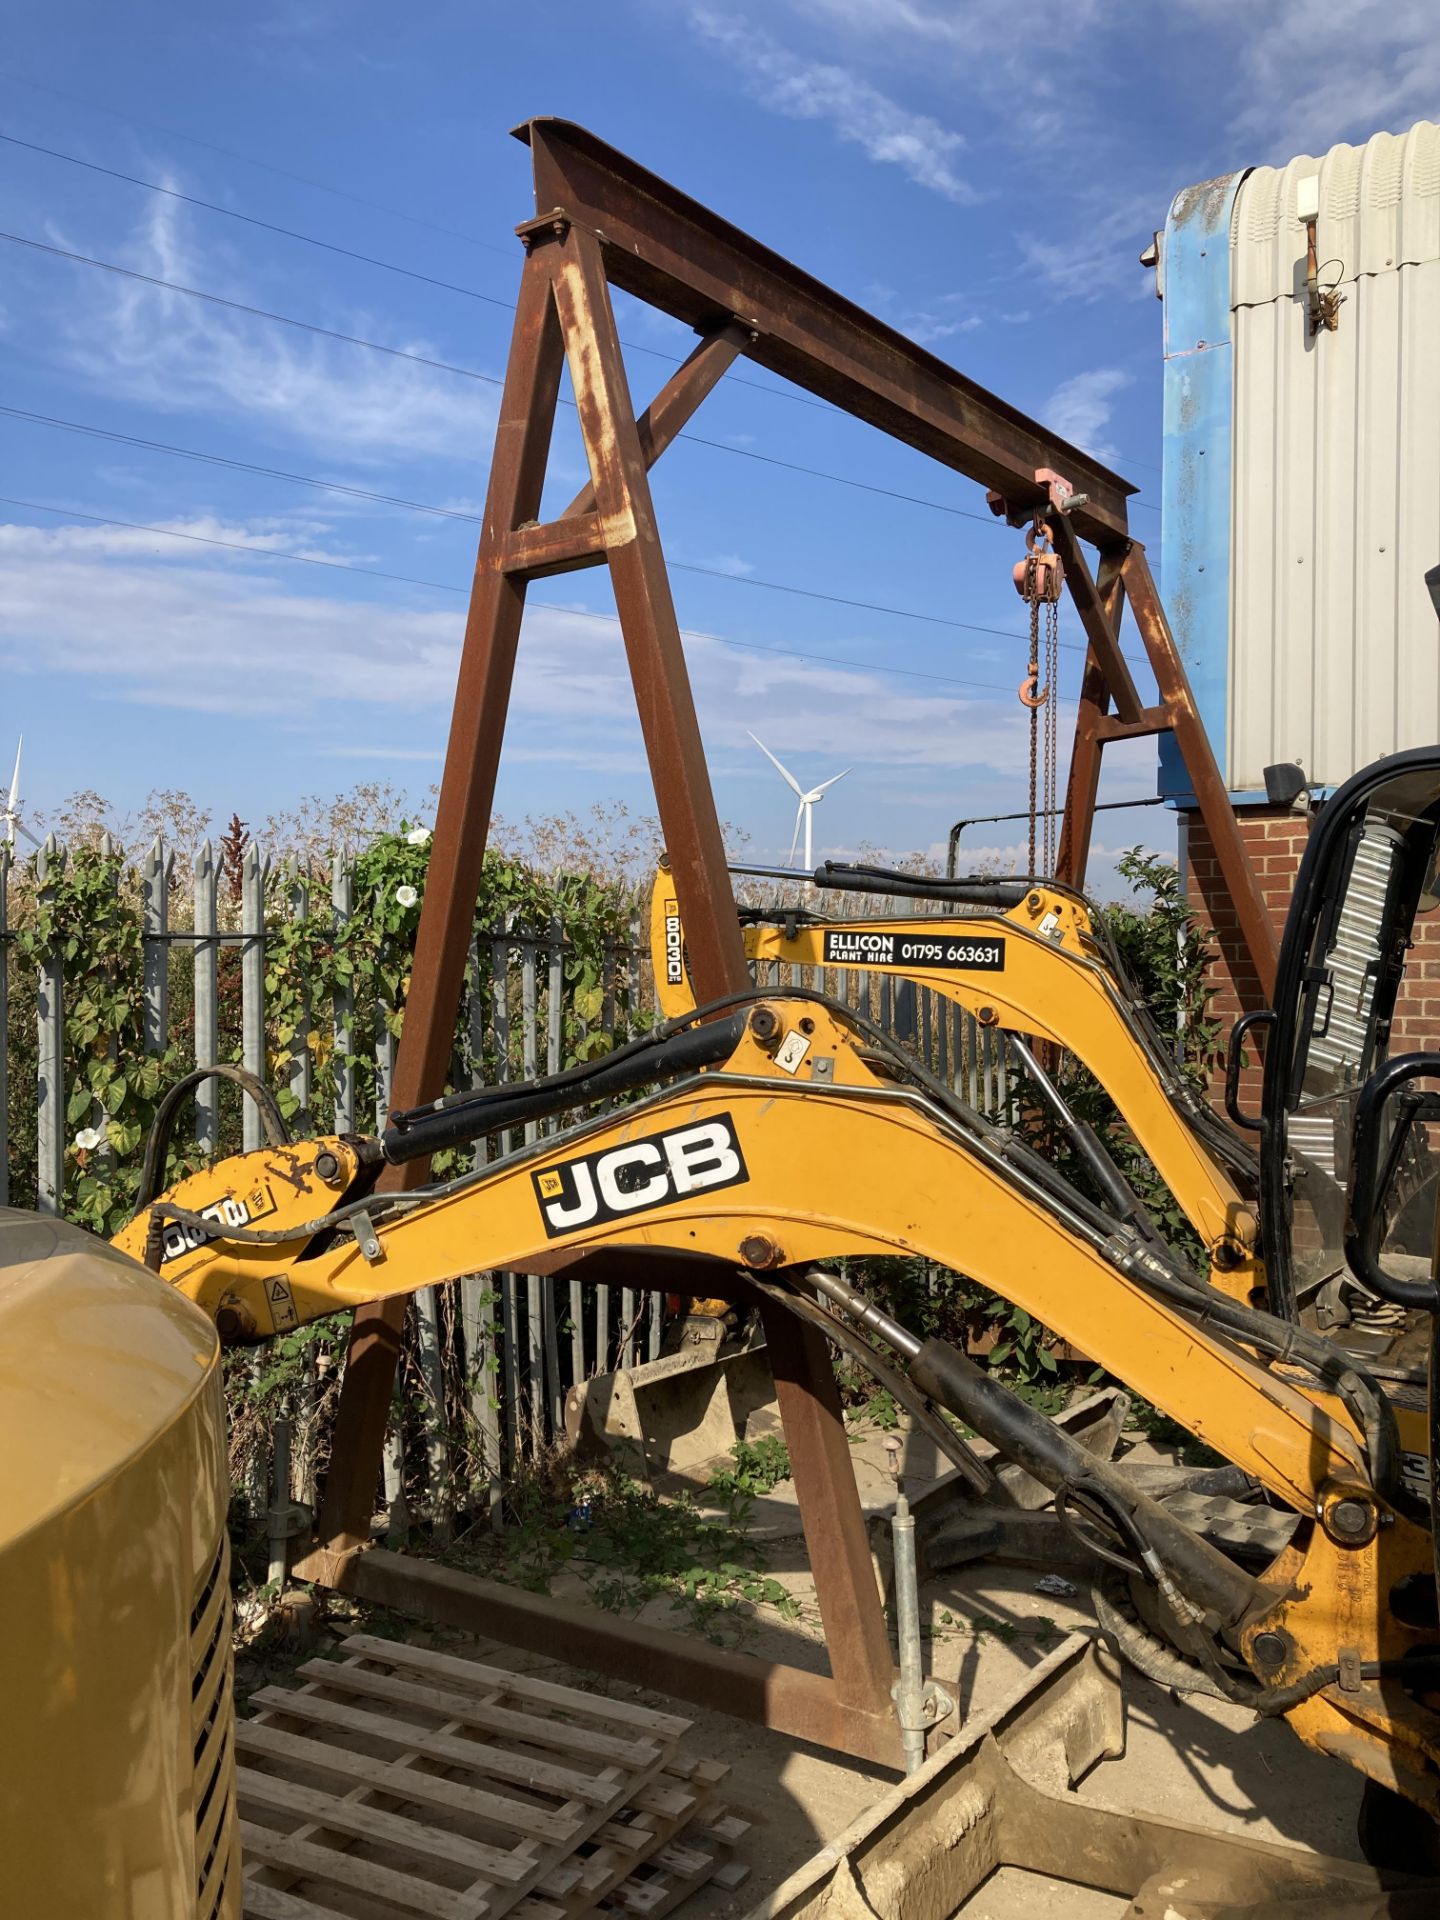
[1279,771,1440,1332]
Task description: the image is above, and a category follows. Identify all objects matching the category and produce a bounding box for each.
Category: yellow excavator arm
[114,992,1438,1814]
[648,863,1263,1299]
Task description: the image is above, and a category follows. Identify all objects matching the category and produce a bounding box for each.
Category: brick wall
[1182,804,1440,1110]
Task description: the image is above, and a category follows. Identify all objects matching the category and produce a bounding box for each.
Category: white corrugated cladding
[1228,120,1440,792]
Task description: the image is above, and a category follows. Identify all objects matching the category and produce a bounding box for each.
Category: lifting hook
[1018,670,1049,709]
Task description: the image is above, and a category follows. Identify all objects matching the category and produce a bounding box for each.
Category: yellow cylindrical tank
[0,1209,240,1918]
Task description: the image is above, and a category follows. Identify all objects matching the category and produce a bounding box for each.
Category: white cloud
[0,512,1035,777]
[1180,0,1440,159]
[40,191,496,466]
[688,8,978,204]
[783,0,1104,54]
[855,284,987,350]
[1014,191,1163,305]
[902,310,982,347]
[317,745,445,761]
[772,0,1107,147]
[1042,367,1131,463]
[3,512,363,567]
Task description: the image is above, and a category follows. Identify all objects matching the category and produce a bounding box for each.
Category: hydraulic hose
[750,1276,993,1495]
[382,1013,748,1163]
[133,1064,291,1217]
[1007,1033,1165,1247]
[811,861,1029,909]
[793,1265,1260,1629]
[1111,1238,1400,1504]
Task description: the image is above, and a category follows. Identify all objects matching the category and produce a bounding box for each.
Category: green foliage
[4,823,643,1237]
[1101,846,1221,1090]
[10,842,196,1234]
[262,827,641,1143]
[985,1302,1058,1381]
[1031,848,1220,1272]
[448,1463,801,1641]
[829,853,1221,1418]
[862,1387,901,1431]
[1123,1396,1224,1467]
[1,813,647,1516]
[704,1434,793,1505]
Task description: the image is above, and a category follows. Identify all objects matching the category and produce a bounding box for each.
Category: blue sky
[2,2,1435,885]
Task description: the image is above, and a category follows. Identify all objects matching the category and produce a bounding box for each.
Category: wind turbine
[748,731,849,869]
[0,737,37,849]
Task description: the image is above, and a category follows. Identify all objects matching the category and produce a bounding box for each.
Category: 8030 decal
[662,898,686,986]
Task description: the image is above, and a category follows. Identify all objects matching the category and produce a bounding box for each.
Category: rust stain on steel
[327,1544,906,1766]
[317,247,572,1554]
[1169,173,1239,234]
[1121,545,1277,1004]
[761,1301,897,1718]
[514,118,1135,547]
[599,506,637,546]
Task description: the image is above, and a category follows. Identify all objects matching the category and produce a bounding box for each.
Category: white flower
[406,827,431,847]
[73,1127,103,1151]
[395,884,419,908]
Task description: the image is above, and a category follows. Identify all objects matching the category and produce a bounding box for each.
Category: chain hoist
[1013,518,1064,873]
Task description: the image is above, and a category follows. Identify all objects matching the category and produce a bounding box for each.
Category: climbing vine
[10,842,196,1234]
[5,826,644,1239]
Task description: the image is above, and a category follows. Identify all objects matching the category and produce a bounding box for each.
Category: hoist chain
[1013,517,1064,877]
[1027,588,1041,874]
[1043,592,1060,873]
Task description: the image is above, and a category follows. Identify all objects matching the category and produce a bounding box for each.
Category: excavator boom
[649,864,1262,1294]
[114,989,1439,1815]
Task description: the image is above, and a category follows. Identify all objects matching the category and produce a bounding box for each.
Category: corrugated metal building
[1154,119,1440,1063]
[1158,118,1440,802]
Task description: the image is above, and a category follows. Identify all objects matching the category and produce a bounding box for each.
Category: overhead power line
[0,492,1095,706]
[0,227,1160,522]
[0,128,829,413]
[1,229,505,382]
[2,80,1165,478]
[3,72,520,258]
[0,404,1152,666]
[0,131,520,307]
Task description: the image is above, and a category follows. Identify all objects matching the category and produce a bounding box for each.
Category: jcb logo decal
[161,1183,277,1264]
[663,900,685,986]
[531,1114,748,1237]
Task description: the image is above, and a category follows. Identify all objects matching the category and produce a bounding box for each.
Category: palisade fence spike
[241,841,267,1154]
[491,916,520,1476]
[461,929,501,1517]
[521,938,549,1455]
[142,837,169,1056]
[34,835,65,1215]
[192,839,218,1158]
[0,843,10,1208]
[331,851,354,1134]
[287,864,312,1132]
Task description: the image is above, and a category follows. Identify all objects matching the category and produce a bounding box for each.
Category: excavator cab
[1260,750,1440,1507]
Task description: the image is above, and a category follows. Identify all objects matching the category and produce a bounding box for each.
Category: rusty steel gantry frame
[298,119,1279,1769]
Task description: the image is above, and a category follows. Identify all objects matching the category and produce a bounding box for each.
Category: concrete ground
[307,1413,1370,1918]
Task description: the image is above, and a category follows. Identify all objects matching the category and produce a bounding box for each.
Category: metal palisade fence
[0,832,1011,1540]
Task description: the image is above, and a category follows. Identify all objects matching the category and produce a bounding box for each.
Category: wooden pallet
[237,1632,691,1920]
[596,1821,751,1920]
[512,1758,743,1920]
